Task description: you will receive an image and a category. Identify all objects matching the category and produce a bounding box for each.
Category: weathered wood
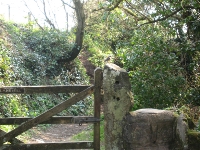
[2,141,94,150]
[72,117,101,126]
[0,85,90,94]
[0,129,23,144]
[0,116,95,125]
[93,68,102,150]
[0,86,94,146]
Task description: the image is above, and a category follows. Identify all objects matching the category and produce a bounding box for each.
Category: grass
[72,121,105,150]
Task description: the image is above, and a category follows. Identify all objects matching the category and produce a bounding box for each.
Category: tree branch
[42,0,56,29]
[106,0,123,11]
[138,7,184,27]
[93,0,123,12]
[61,0,69,32]
[59,0,85,62]
[137,5,200,27]
[23,0,44,30]
[122,7,151,23]
[60,0,75,9]
[124,0,152,22]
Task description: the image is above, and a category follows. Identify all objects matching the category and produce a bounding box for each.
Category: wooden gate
[0,68,102,150]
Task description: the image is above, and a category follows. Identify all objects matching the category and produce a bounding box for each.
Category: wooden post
[103,63,133,150]
[93,68,102,150]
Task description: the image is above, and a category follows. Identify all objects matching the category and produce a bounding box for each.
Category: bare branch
[121,7,151,23]
[61,0,69,31]
[124,0,152,22]
[60,0,75,9]
[33,0,44,14]
[23,0,44,30]
[138,8,183,27]
[42,0,56,29]
[129,5,199,27]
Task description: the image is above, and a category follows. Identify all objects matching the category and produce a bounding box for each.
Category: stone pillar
[103,63,133,150]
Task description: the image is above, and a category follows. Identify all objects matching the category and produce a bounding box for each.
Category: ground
[26,124,89,143]
[78,48,96,84]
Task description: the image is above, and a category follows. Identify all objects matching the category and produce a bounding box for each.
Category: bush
[120,26,187,108]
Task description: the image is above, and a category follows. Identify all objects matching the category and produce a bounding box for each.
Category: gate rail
[0,68,102,150]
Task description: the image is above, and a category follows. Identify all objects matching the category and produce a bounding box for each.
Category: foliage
[84,0,200,109]
[0,19,91,118]
[13,26,74,79]
[0,40,12,85]
[167,105,200,130]
[122,26,187,108]
[0,0,199,122]
[84,34,112,68]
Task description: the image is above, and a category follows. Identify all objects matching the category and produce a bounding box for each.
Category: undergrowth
[0,18,92,120]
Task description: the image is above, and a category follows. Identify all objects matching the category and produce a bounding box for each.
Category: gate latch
[72,117,101,126]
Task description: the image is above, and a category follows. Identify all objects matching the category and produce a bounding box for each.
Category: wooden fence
[0,68,102,150]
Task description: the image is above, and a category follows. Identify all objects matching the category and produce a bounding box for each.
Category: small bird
[104,56,112,63]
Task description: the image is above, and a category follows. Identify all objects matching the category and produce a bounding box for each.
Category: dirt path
[78,48,96,84]
[26,124,89,143]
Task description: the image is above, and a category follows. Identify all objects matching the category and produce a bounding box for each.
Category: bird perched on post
[104,56,112,63]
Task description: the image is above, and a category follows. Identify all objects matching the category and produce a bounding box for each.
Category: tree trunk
[67,0,85,62]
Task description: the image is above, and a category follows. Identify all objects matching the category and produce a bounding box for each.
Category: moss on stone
[188,130,200,150]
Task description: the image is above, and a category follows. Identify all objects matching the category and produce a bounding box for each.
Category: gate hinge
[71,117,101,126]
